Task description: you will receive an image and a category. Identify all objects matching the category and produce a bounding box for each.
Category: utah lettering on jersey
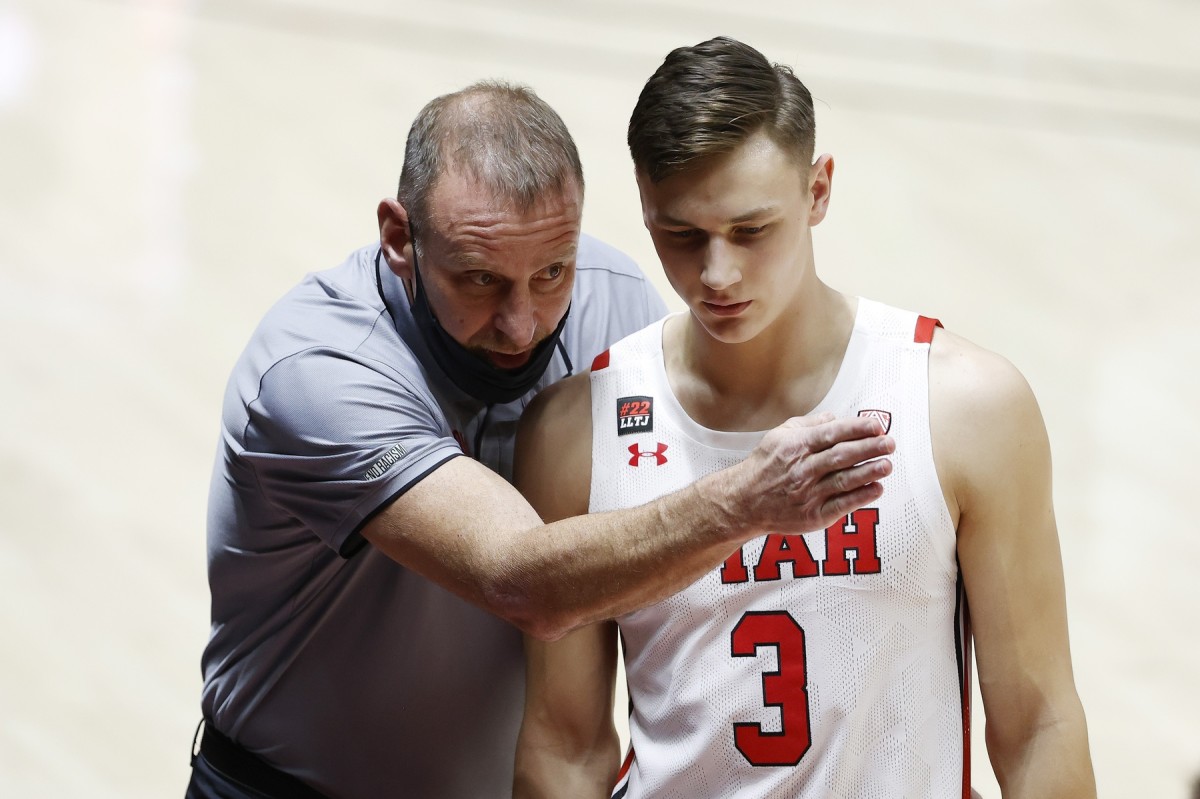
[720,508,883,584]
[617,395,654,435]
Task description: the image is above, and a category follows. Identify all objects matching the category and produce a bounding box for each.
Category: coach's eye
[467,272,497,287]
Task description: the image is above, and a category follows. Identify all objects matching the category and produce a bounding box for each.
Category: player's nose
[700,239,742,291]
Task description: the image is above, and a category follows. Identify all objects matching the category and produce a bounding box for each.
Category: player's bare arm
[515,621,621,799]
[512,375,621,797]
[362,373,895,641]
[506,376,619,791]
[929,328,1096,798]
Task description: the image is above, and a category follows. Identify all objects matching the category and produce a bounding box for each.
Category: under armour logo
[628,442,668,466]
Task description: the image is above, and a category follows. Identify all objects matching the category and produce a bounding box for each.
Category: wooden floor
[2,0,1198,796]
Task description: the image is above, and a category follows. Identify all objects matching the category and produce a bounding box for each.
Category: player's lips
[486,350,533,369]
[702,300,752,317]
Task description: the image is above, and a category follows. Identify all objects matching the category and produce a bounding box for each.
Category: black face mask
[407,245,570,405]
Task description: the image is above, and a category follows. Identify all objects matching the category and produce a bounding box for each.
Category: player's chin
[695,315,757,345]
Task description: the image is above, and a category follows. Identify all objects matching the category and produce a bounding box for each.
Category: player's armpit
[514,623,621,799]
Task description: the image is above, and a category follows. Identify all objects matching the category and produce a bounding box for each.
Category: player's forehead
[649,201,784,229]
[641,131,804,218]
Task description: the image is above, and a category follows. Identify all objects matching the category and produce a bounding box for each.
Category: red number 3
[730,610,812,766]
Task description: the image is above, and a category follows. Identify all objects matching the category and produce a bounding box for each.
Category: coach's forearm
[365,414,890,638]
[491,469,753,640]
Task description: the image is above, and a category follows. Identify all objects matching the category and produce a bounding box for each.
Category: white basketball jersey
[589,299,971,799]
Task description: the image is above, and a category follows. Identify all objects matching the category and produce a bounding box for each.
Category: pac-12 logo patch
[857,409,892,434]
[617,395,654,435]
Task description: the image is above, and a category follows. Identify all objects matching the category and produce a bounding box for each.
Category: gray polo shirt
[200,235,666,798]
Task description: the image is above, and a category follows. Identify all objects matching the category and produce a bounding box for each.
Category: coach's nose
[494,285,537,348]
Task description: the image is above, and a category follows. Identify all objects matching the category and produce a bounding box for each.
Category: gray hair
[397,81,584,236]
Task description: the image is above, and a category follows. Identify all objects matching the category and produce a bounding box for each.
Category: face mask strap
[404,218,569,405]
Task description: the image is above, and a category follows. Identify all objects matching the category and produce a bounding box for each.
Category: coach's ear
[808,153,834,226]
[377,198,414,281]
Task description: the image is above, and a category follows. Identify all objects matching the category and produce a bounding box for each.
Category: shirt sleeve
[569,235,670,365]
[236,347,462,555]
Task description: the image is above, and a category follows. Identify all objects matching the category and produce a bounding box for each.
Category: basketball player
[512,38,1096,798]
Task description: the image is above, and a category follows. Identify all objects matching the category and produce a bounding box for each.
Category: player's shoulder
[516,371,594,496]
[523,371,592,436]
[928,327,1035,413]
[925,327,1051,523]
[927,326,1048,493]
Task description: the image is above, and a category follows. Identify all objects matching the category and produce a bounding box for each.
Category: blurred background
[1,0,1198,795]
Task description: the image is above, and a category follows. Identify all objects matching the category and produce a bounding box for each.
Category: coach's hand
[710,413,893,540]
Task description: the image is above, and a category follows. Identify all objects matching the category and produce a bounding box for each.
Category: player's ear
[808,154,834,226]
[377,198,414,280]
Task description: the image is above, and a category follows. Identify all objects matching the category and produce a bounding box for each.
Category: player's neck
[666,283,856,432]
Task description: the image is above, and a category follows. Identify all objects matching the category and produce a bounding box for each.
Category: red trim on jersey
[615,747,634,782]
[591,349,611,372]
[914,315,943,344]
[610,747,635,798]
[958,579,974,799]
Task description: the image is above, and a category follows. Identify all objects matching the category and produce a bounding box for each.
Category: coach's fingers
[819,480,886,523]
[779,413,888,454]
[802,435,894,477]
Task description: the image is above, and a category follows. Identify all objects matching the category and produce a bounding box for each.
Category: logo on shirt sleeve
[363,443,407,480]
[617,395,654,435]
